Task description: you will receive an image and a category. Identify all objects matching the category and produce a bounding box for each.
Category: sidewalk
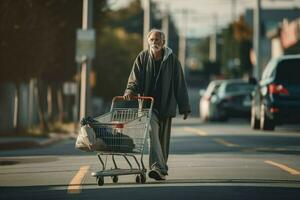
[0,132,76,151]
[0,117,200,151]
[172,116,202,126]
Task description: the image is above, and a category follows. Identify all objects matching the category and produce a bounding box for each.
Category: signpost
[76,0,94,122]
[76,29,95,62]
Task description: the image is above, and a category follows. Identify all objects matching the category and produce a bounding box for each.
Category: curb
[0,141,41,151]
[39,132,77,147]
[0,133,77,151]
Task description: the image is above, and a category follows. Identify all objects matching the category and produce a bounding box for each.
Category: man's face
[148,32,164,53]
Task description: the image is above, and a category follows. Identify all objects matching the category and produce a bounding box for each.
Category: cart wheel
[112,175,118,183]
[97,177,104,186]
[140,173,146,184]
[135,175,141,183]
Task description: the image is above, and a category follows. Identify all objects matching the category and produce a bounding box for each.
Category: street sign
[63,82,77,95]
[76,29,95,62]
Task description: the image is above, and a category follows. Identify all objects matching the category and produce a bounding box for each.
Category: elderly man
[124,29,191,180]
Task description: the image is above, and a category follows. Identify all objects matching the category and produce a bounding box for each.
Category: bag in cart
[75,117,135,153]
[75,117,107,152]
[97,126,135,152]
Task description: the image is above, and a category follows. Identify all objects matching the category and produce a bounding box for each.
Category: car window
[206,83,216,93]
[275,59,300,84]
[205,81,222,95]
[212,84,221,94]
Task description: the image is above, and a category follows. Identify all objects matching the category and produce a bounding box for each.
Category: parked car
[250,54,300,131]
[199,80,223,121]
[214,79,254,121]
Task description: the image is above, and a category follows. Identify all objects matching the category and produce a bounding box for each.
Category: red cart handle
[111,96,154,112]
[112,96,154,102]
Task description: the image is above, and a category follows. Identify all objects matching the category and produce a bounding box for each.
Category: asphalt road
[1,118,300,200]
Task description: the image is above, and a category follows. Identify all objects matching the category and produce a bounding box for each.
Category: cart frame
[90,96,153,186]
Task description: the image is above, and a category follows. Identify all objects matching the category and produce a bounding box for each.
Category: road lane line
[213,138,240,147]
[264,160,300,175]
[183,127,208,136]
[68,165,90,194]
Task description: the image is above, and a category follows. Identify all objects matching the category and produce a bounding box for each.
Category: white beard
[150,45,162,53]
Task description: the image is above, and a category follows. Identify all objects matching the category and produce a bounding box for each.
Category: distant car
[199,80,223,121]
[250,54,300,131]
[214,79,254,121]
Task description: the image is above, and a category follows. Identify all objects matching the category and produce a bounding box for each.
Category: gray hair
[147,28,165,41]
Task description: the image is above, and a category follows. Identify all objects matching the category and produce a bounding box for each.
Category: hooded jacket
[125,47,191,118]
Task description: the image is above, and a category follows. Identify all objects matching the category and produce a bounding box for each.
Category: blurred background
[0,0,300,135]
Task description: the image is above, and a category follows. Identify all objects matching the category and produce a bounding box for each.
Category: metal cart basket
[90,96,153,186]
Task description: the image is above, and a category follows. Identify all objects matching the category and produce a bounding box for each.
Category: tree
[93,27,142,101]
[0,0,85,132]
[92,0,143,101]
[0,0,82,84]
[220,16,253,78]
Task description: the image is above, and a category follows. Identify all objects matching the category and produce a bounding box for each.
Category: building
[244,9,300,68]
[267,18,300,58]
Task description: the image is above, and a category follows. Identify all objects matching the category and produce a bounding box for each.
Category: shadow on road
[1,182,300,200]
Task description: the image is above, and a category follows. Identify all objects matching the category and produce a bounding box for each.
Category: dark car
[251,55,300,131]
[214,79,254,121]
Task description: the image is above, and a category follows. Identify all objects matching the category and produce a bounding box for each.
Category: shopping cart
[90,96,153,186]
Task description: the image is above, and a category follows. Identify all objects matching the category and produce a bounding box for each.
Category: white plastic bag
[75,124,107,152]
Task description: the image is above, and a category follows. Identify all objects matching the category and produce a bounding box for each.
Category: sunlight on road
[183,127,208,136]
[68,165,90,194]
[213,138,240,147]
[265,160,300,175]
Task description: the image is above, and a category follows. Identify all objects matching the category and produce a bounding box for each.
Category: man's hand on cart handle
[123,93,134,100]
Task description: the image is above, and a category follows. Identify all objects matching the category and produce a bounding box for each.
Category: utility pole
[254,0,262,80]
[231,0,237,22]
[162,12,169,47]
[178,9,188,74]
[143,0,150,50]
[161,2,169,47]
[79,0,93,120]
[209,34,217,62]
[209,13,218,62]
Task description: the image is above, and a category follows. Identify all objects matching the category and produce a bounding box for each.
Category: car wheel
[216,105,228,121]
[260,104,275,131]
[219,115,228,122]
[251,105,260,130]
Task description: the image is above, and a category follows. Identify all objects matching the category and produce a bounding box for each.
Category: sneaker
[148,169,166,181]
[162,171,168,176]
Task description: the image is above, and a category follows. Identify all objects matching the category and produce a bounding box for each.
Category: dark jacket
[125,47,191,118]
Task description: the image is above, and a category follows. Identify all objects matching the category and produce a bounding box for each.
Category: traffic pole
[254,0,262,80]
[79,0,93,120]
[143,0,150,50]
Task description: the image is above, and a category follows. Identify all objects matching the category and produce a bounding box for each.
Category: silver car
[199,80,224,121]
[214,79,254,121]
